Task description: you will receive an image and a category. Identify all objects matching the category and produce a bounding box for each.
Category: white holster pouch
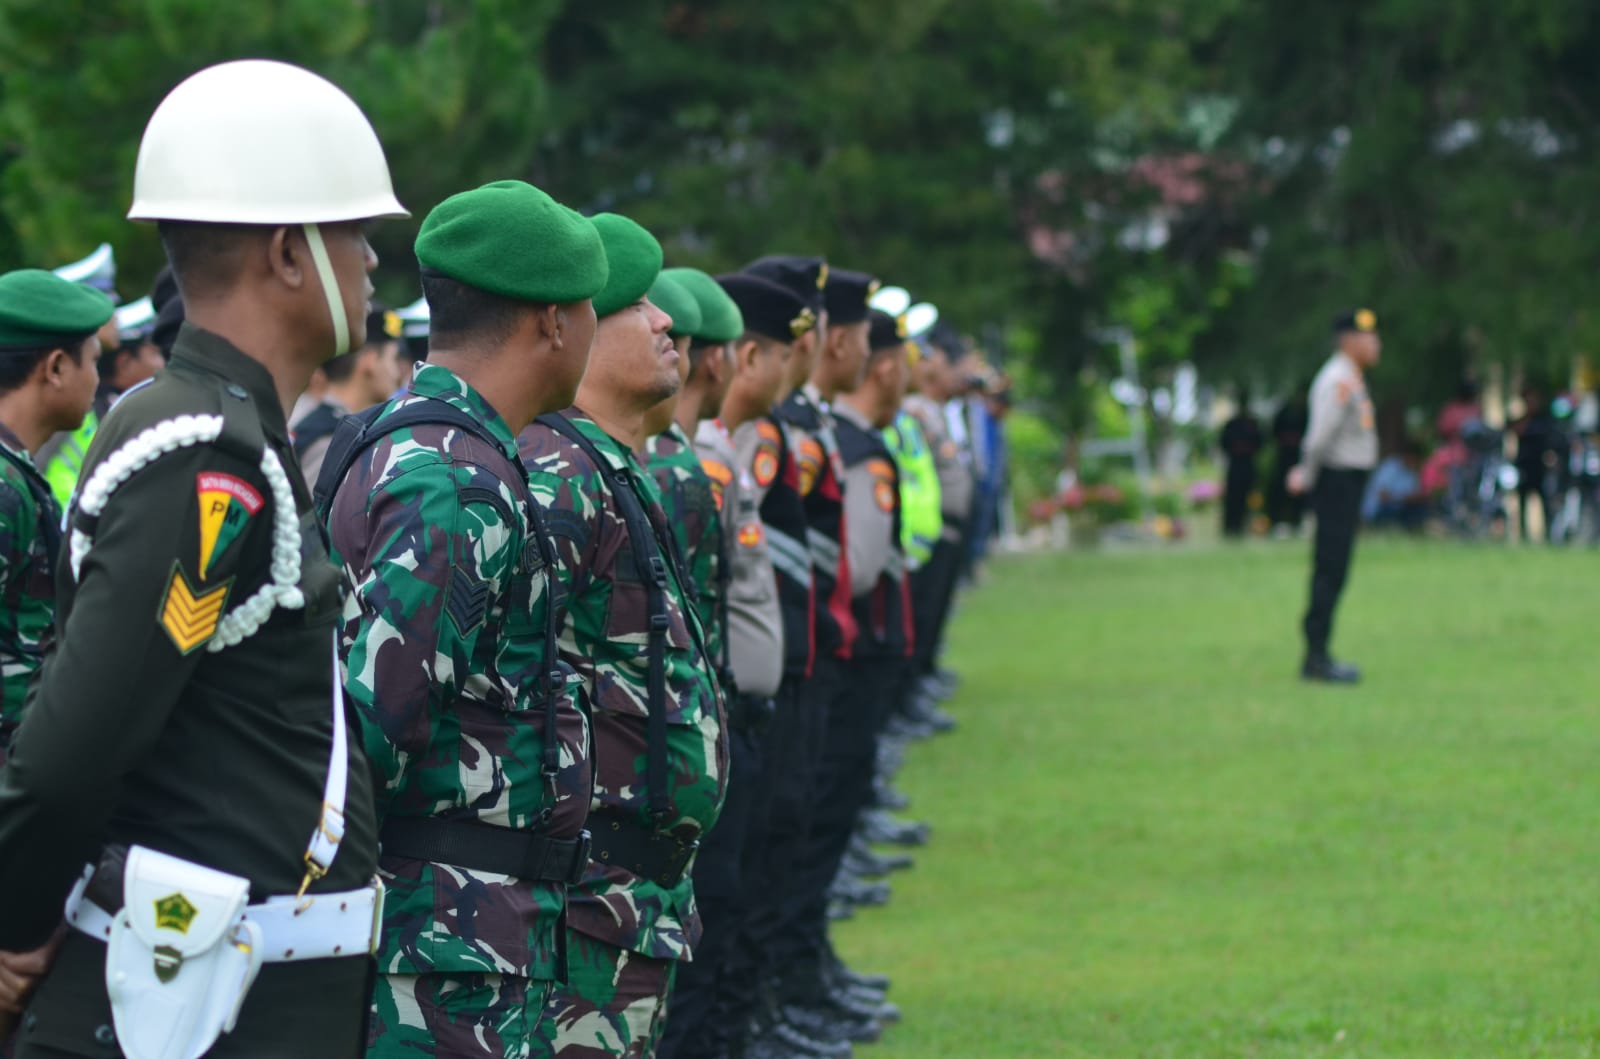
[62,637,368,1059]
[103,847,263,1059]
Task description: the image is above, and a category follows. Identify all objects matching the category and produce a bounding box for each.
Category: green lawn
[836,538,1600,1058]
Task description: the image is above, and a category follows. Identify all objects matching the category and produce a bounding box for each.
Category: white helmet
[128,59,407,225]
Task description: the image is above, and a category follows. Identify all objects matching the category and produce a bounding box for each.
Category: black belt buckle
[569,830,592,886]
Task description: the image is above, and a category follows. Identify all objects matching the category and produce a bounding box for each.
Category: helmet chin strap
[302,223,350,357]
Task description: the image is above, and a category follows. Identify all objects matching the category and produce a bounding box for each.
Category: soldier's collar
[167,324,290,445]
[0,419,28,461]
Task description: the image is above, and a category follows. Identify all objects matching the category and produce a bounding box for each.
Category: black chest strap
[317,397,566,807]
[537,412,712,828]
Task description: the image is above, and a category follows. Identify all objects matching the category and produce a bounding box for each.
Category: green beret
[661,267,743,344]
[0,269,115,351]
[649,274,702,338]
[415,180,607,305]
[590,213,663,319]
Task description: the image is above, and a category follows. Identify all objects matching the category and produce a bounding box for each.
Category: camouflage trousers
[368,971,554,1058]
[534,931,678,1058]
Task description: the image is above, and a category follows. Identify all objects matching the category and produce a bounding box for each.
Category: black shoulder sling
[536,412,709,829]
[317,398,582,884]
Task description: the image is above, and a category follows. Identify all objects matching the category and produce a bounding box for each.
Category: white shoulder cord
[68,413,345,892]
[69,415,306,651]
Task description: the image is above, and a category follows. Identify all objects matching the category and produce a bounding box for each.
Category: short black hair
[421,272,537,351]
[0,335,91,394]
[158,221,269,301]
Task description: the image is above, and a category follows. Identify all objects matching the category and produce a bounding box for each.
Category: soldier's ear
[267,226,307,292]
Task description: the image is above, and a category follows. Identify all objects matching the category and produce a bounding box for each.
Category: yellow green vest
[42,411,97,511]
[884,411,941,567]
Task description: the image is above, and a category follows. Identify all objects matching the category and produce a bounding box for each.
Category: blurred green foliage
[3,0,1598,423]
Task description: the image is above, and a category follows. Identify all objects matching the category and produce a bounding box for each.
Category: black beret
[150,265,179,312]
[867,309,908,353]
[824,268,877,326]
[366,301,401,345]
[716,273,815,344]
[743,254,827,315]
[152,296,185,357]
[1332,308,1378,334]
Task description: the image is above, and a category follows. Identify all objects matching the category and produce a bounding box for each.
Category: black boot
[1301,654,1361,684]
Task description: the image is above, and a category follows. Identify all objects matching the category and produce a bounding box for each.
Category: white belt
[65,871,383,963]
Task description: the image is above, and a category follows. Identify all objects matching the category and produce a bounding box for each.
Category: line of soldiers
[0,60,995,1059]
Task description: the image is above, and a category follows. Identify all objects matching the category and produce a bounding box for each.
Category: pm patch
[159,563,231,655]
[195,472,263,581]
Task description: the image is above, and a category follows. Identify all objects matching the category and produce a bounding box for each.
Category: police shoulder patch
[868,458,897,513]
[158,562,231,655]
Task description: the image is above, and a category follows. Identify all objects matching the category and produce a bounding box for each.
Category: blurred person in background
[1267,392,1308,535]
[1219,387,1263,538]
[1361,440,1428,532]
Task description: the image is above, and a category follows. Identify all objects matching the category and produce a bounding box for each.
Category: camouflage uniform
[0,422,58,765]
[518,408,727,1057]
[643,422,726,675]
[327,363,592,1058]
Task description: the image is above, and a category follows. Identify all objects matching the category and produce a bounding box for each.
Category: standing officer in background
[1219,389,1263,538]
[0,271,113,766]
[322,181,606,1058]
[0,59,403,1055]
[1288,309,1381,684]
[519,214,726,1058]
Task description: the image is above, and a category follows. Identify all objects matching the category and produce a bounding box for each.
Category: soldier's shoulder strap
[291,402,343,458]
[536,410,677,826]
[321,398,569,798]
[0,445,61,582]
[313,397,534,529]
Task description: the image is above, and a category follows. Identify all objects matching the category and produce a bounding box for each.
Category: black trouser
[766,660,838,972]
[1268,450,1304,528]
[910,528,964,678]
[1302,468,1368,659]
[658,718,764,1059]
[1222,462,1256,536]
[1517,478,1552,542]
[781,656,904,985]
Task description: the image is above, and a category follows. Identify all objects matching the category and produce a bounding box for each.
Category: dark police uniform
[0,325,378,1057]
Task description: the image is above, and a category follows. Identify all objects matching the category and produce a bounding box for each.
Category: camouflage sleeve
[336,466,521,819]
[0,478,29,739]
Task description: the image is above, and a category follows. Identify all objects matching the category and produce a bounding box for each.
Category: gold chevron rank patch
[159,563,231,655]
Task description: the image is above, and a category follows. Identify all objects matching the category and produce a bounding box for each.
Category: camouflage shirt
[519,409,727,961]
[0,423,58,764]
[644,422,727,678]
[328,363,591,981]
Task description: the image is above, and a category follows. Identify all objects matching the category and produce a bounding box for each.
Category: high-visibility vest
[42,411,97,511]
[884,410,942,568]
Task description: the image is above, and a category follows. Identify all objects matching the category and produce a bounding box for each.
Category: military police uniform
[1298,310,1381,683]
[324,181,607,1058]
[518,215,726,1057]
[0,60,406,1059]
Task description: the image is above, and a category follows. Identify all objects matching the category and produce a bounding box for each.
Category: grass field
[835,537,1600,1058]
